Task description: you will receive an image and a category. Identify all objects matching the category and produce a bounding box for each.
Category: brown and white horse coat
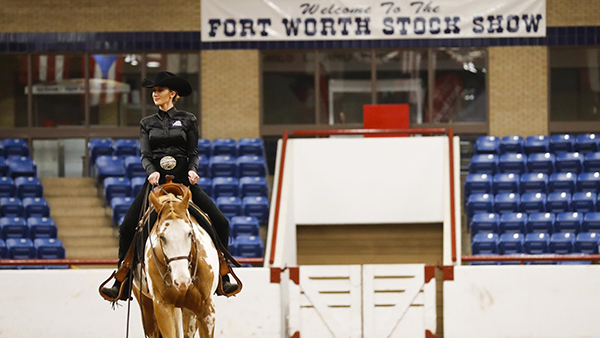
[132,189,219,338]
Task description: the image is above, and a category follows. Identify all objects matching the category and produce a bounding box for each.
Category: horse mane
[156,194,189,224]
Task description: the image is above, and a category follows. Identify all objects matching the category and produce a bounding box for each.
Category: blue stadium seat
[466,193,494,218]
[470,213,499,235]
[498,153,526,174]
[469,154,499,174]
[555,152,583,174]
[499,212,527,234]
[209,155,237,177]
[228,237,238,256]
[88,138,113,165]
[0,176,15,197]
[0,157,7,177]
[237,138,265,156]
[230,216,260,237]
[103,177,131,205]
[520,192,546,213]
[547,192,572,213]
[472,232,499,255]
[0,239,5,258]
[131,177,145,197]
[212,138,237,157]
[494,193,520,214]
[242,196,270,223]
[111,197,133,226]
[474,136,500,154]
[27,217,57,239]
[2,139,30,157]
[22,197,50,218]
[572,191,596,212]
[527,153,555,174]
[212,177,239,197]
[525,232,550,254]
[123,156,145,178]
[0,217,28,239]
[240,176,268,197]
[584,152,600,172]
[237,156,267,177]
[196,177,212,197]
[555,211,583,233]
[575,232,600,254]
[575,134,600,153]
[235,235,264,257]
[528,212,555,234]
[524,135,550,154]
[549,172,577,193]
[550,134,575,153]
[577,172,600,192]
[216,196,242,219]
[112,139,139,157]
[14,176,43,198]
[520,173,548,194]
[464,173,492,197]
[550,232,576,254]
[498,232,525,254]
[197,139,212,157]
[197,156,210,177]
[34,238,65,259]
[95,156,126,184]
[6,238,36,259]
[6,156,36,178]
[492,173,519,194]
[0,197,23,217]
[582,212,600,233]
[499,135,524,154]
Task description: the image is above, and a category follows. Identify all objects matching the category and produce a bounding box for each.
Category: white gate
[287,264,436,338]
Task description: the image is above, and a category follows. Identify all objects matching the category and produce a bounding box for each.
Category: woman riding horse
[101,71,238,299]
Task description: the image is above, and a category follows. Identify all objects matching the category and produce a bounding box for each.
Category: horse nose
[173,278,190,291]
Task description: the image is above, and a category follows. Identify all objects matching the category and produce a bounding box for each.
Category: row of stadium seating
[0,176,44,198]
[95,155,268,182]
[472,231,599,256]
[474,134,600,154]
[469,152,600,175]
[90,137,264,161]
[467,192,600,217]
[0,217,57,240]
[0,156,37,178]
[470,212,600,235]
[103,176,268,203]
[465,172,600,197]
[0,139,30,158]
[227,235,263,258]
[0,197,50,218]
[0,238,65,259]
[111,195,270,225]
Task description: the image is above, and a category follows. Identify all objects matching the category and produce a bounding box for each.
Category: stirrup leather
[216,251,243,297]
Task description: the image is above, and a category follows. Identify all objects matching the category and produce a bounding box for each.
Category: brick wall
[548,0,600,26]
[0,0,200,32]
[200,50,260,139]
[488,46,548,137]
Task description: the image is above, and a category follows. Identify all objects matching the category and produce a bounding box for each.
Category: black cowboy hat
[142,71,192,97]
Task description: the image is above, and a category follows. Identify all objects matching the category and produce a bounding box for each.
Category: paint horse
[132,186,219,338]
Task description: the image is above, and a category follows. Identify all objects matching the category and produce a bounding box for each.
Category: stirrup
[216,253,242,297]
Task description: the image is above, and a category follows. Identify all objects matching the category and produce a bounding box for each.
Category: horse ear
[181,187,191,208]
[149,191,161,211]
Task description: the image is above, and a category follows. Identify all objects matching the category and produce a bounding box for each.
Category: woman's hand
[148,172,160,185]
[188,170,199,185]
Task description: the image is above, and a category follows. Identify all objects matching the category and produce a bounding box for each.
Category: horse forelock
[154,194,191,235]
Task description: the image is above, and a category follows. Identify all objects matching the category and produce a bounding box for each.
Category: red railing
[269,128,457,265]
[0,257,264,268]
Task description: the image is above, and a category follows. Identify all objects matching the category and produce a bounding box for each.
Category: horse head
[148,188,196,292]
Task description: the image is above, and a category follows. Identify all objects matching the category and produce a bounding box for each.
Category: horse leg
[132,284,160,338]
[194,298,216,338]
[153,297,179,338]
[182,308,199,338]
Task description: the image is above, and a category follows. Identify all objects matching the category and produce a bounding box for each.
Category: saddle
[99,176,243,302]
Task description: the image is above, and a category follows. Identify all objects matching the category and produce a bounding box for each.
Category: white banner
[201,0,546,42]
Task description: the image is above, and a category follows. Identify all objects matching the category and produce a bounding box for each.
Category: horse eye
[188,231,192,238]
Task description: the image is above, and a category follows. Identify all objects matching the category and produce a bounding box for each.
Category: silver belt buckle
[159,156,177,170]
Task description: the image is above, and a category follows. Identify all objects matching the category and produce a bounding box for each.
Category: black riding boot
[222,274,239,294]
[101,261,132,300]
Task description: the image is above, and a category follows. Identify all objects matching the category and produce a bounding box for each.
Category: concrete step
[54,216,112,228]
[60,236,118,247]
[50,207,106,217]
[66,247,116,259]
[58,227,117,238]
[44,187,99,198]
[46,196,104,208]
[41,177,96,188]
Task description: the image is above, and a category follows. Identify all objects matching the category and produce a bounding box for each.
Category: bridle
[146,194,200,288]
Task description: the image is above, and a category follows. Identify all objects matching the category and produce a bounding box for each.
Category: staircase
[42,178,118,262]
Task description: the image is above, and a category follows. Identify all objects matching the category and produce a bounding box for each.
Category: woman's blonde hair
[173,94,181,103]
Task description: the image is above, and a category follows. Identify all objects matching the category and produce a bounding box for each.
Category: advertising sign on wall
[201,0,546,42]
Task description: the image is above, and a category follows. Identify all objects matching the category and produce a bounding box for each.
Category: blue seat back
[550,232,576,254]
[0,177,16,197]
[555,152,583,174]
[520,173,548,194]
[555,212,583,233]
[0,197,23,217]
[239,176,268,197]
[6,238,36,259]
[472,233,499,254]
[27,217,57,239]
[549,172,577,193]
[209,155,237,177]
[212,177,239,197]
[492,173,519,194]
[230,216,260,237]
[196,177,212,197]
[469,154,499,174]
[583,212,600,232]
[2,139,30,157]
[524,135,550,154]
[584,152,600,172]
[237,156,267,177]
[242,196,270,223]
[22,197,50,218]
[550,134,575,153]
[197,139,212,157]
[235,235,264,258]
[216,196,242,218]
[527,212,555,233]
[572,191,596,212]
[527,153,555,174]
[498,153,526,174]
[520,192,547,213]
[499,212,527,234]
[466,193,494,218]
[474,136,500,154]
[547,192,572,213]
[212,138,237,157]
[575,232,600,254]
[525,232,550,254]
[0,217,28,239]
[237,138,265,156]
[112,139,139,157]
[575,134,600,153]
[499,136,524,154]
[494,193,520,214]
[499,232,525,254]
[123,156,145,178]
[34,238,65,259]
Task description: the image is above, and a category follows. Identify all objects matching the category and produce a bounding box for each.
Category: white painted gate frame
[284,264,436,338]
